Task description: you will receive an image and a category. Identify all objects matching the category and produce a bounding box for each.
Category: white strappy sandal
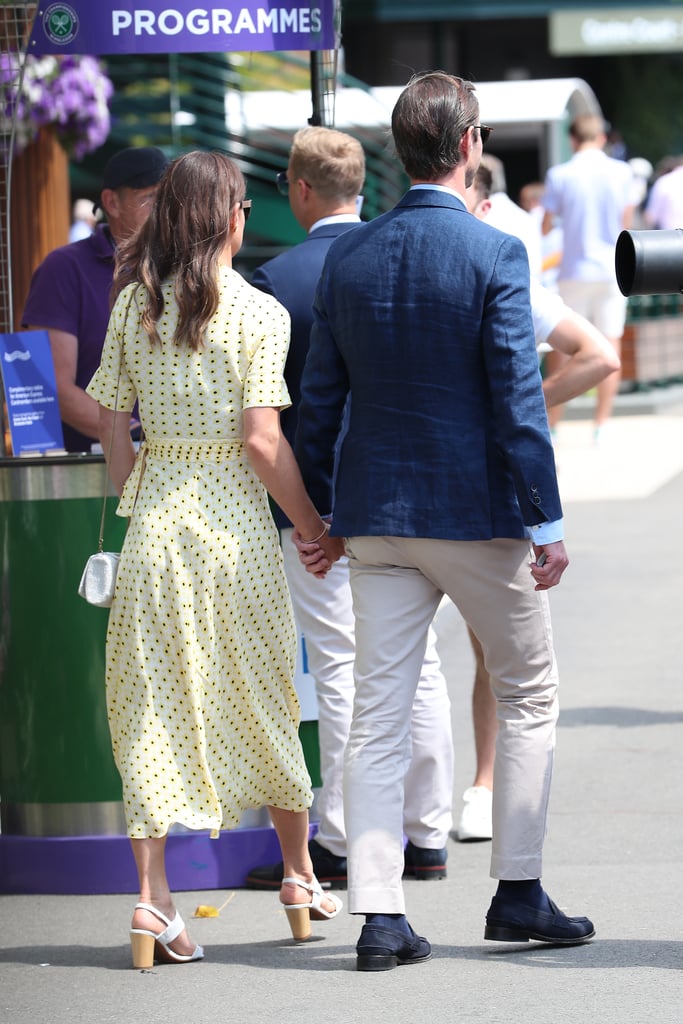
[130,902,205,969]
[281,876,343,941]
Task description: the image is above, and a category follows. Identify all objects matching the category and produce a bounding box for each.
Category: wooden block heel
[280,876,343,941]
[130,930,155,969]
[285,905,312,942]
[129,903,204,967]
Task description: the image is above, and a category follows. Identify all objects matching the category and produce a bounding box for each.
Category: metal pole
[309,0,341,127]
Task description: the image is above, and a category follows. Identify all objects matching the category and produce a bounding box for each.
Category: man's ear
[100,187,118,219]
[460,124,474,160]
[295,177,311,202]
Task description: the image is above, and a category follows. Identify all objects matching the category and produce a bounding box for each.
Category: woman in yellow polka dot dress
[87,151,344,968]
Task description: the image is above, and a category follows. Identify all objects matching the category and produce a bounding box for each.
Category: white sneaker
[593,423,612,447]
[455,786,493,842]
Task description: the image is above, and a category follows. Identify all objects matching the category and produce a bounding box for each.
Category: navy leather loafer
[403,841,447,880]
[245,838,347,890]
[484,894,595,945]
[356,921,432,972]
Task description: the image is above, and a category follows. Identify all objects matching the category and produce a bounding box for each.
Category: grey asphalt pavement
[2,390,683,1023]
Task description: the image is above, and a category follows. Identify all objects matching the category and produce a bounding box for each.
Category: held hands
[293,520,344,579]
[530,540,569,591]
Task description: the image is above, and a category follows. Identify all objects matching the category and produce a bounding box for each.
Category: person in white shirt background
[643,155,683,230]
[541,115,635,444]
[453,162,620,843]
[68,197,99,243]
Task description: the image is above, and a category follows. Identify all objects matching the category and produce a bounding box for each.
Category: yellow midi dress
[87,269,313,839]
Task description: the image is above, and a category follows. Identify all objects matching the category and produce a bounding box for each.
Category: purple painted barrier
[0,826,286,895]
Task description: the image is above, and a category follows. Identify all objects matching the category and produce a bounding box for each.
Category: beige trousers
[281,530,453,856]
[343,535,559,915]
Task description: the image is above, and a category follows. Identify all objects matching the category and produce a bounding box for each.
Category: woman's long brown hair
[112,150,246,350]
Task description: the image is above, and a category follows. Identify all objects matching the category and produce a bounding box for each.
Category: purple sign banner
[28,1,337,56]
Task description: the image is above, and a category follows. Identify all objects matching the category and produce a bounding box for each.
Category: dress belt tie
[117,438,244,516]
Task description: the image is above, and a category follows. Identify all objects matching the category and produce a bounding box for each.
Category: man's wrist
[525,518,564,545]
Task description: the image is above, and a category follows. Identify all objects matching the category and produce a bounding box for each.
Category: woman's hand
[293,524,344,578]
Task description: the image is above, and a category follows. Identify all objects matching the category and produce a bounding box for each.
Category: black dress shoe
[403,840,447,880]
[244,838,347,890]
[356,921,432,972]
[484,893,595,944]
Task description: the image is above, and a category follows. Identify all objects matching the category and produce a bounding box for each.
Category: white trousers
[281,528,453,858]
[343,535,559,914]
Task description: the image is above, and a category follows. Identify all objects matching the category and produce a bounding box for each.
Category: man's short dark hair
[391,71,479,180]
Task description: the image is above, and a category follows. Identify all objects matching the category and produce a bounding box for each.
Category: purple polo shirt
[22,225,116,453]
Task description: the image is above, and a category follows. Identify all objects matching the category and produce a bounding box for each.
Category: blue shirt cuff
[525,518,564,544]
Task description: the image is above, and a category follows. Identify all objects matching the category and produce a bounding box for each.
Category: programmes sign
[28,1,337,55]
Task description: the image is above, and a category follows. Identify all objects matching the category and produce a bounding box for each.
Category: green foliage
[601,55,683,167]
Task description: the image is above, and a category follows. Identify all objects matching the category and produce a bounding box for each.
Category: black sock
[366,912,409,933]
[496,879,547,909]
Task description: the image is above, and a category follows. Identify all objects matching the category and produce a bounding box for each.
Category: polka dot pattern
[87,269,313,839]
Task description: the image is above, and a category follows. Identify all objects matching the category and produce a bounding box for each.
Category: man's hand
[530,540,569,590]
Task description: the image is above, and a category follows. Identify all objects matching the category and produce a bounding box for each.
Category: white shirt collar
[410,183,467,207]
[309,214,361,234]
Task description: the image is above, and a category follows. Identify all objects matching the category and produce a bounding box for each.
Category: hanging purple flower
[0,53,113,160]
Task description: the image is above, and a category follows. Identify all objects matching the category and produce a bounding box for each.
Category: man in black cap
[22,146,168,452]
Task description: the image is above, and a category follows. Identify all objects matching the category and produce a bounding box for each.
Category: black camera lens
[615,228,683,296]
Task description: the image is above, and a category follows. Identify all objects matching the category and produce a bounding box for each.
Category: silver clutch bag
[78,550,120,608]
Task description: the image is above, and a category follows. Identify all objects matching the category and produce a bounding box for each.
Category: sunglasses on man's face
[276,171,289,196]
[472,124,493,145]
[240,199,252,222]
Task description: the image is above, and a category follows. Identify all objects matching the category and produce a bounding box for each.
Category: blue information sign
[28,1,337,56]
[0,331,65,455]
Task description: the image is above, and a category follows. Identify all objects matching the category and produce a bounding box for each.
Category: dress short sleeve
[86,285,138,412]
[242,292,292,412]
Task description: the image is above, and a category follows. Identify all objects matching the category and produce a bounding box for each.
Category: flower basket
[0,53,113,161]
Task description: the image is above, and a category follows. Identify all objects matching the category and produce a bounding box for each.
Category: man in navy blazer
[247,127,454,892]
[296,71,595,970]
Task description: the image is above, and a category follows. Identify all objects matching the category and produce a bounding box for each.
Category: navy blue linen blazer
[252,220,359,528]
[295,188,562,541]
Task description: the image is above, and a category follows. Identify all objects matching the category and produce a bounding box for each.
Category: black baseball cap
[101,146,169,192]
